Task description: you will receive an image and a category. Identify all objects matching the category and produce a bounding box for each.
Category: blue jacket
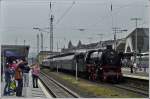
[5,68,12,82]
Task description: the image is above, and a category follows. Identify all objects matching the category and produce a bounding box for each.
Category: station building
[61,28,149,53]
[124,28,149,53]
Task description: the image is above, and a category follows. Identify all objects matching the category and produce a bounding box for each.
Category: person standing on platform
[128,58,133,73]
[19,59,30,97]
[20,59,30,87]
[32,63,40,88]
[133,62,137,73]
[10,60,17,79]
[3,63,13,96]
[15,60,23,97]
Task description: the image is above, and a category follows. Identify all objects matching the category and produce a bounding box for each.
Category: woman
[32,63,40,88]
[3,64,12,96]
[10,60,17,78]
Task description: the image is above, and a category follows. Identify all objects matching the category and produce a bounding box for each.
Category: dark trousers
[32,75,38,88]
[130,66,133,73]
[3,80,11,95]
[16,79,23,96]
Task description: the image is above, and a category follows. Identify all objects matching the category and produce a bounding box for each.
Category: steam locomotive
[42,46,123,83]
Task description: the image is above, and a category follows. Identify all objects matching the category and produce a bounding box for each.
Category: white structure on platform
[124,28,149,53]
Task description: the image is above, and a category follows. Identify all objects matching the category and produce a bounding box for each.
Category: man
[20,59,30,87]
[133,62,137,73]
[19,58,30,97]
[15,60,23,97]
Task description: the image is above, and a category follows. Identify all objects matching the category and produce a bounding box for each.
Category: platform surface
[1,71,52,98]
[122,67,149,80]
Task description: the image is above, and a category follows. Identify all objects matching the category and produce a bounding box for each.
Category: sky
[0,0,149,56]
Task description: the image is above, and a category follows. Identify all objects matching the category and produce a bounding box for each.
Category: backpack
[9,80,16,91]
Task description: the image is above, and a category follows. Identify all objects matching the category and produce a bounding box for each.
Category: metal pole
[135,21,137,64]
[2,51,5,81]
[41,32,43,51]
[131,18,141,64]
[112,27,119,50]
[49,2,54,53]
[114,31,116,50]
[75,61,78,80]
[57,64,58,72]
[37,34,39,54]
[57,42,58,52]
[24,40,26,58]
[50,15,54,52]
[56,42,59,72]
[24,40,26,46]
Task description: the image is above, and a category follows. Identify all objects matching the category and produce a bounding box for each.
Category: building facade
[61,28,149,53]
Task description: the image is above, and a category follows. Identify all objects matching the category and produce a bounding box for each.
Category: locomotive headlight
[100,68,102,70]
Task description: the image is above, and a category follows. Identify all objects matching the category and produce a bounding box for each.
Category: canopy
[5,50,23,58]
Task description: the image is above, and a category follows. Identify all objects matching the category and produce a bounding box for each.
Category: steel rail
[39,71,80,98]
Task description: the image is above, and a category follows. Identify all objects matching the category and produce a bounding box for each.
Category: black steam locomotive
[42,46,123,83]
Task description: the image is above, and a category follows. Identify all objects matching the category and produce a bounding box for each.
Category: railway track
[39,71,80,98]
[93,76,149,97]
[113,77,149,97]
[41,68,149,97]
[113,84,148,97]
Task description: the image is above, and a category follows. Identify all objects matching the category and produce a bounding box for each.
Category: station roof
[1,45,30,58]
[126,28,149,38]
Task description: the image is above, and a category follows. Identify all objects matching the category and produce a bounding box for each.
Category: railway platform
[122,67,149,80]
[1,72,52,98]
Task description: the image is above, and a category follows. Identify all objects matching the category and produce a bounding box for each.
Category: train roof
[53,54,75,61]
[48,52,75,59]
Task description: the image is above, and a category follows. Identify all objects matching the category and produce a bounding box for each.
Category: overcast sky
[0,0,149,55]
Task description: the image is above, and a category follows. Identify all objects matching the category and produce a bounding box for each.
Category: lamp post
[112,27,121,50]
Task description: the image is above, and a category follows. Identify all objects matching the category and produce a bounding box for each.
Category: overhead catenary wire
[84,1,148,29]
[56,1,75,25]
